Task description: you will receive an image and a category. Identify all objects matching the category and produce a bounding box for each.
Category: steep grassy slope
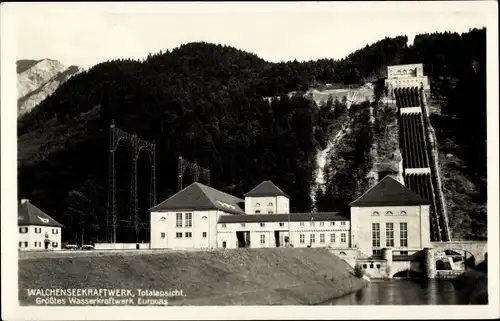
[18,248,367,305]
[430,114,487,239]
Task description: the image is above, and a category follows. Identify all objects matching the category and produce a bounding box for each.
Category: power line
[177,155,210,191]
[106,120,156,244]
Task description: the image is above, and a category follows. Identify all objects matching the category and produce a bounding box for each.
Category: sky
[6,2,493,69]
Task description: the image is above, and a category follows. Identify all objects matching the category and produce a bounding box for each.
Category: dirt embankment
[18,248,368,306]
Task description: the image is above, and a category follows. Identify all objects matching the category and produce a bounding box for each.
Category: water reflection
[324,279,472,305]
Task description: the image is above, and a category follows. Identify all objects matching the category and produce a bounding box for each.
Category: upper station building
[18,199,63,251]
[385,63,430,97]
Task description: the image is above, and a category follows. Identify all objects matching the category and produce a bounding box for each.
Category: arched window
[160,216,166,220]
[372,211,380,216]
[202,216,208,220]
[386,211,393,216]
[400,211,407,216]
[256,203,260,207]
[268,202,273,207]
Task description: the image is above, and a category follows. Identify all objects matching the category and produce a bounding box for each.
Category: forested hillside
[17,28,487,243]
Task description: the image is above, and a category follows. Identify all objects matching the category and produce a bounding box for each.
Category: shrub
[354,264,364,278]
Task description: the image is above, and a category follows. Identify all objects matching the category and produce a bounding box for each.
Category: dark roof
[150,182,245,214]
[244,180,289,198]
[18,200,64,227]
[349,175,431,207]
[218,212,348,224]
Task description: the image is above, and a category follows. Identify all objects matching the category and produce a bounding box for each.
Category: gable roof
[150,182,245,214]
[18,200,64,227]
[218,212,348,224]
[349,175,431,207]
[244,180,289,198]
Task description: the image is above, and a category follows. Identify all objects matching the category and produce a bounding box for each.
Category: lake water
[324,279,470,305]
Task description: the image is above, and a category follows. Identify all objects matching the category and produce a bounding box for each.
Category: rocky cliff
[17,59,83,116]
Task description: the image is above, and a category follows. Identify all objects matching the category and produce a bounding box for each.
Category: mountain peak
[17,58,83,115]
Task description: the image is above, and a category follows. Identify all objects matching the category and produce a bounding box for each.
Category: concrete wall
[244,196,289,214]
[328,248,358,268]
[357,258,388,278]
[18,225,62,251]
[150,210,225,249]
[350,205,431,257]
[94,243,150,250]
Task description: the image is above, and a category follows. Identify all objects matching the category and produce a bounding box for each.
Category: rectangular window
[52,229,59,234]
[330,233,335,244]
[386,223,394,247]
[268,211,274,214]
[24,242,28,247]
[310,234,315,244]
[279,222,284,227]
[185,232,192,238]
[52,242,58,247]
[241,223,246,228]
[330,222,335,226]
[260,223,265,227]
[300,234,305,244]
[260,234,265,244]
[221,223,226,228]
[176,213,183,227]
[19,242,22,248]
[34,242,38,247]
[160,232,165,238]
[202,232,207,238]
[319,222,325,227]
[299,222,305,227]
[185,213,192,228]
[310,221,315,227]
[400,222,408,247]
[175,232,182,238]
[341,221,346,226]
[255,210,261,214]
[372,223,380,248]
[319,234,325,243]
[373,249,381,255]
[400,250,408,255]
[19,227,28,233]
[341,233,346,244]
[35,227,41,234]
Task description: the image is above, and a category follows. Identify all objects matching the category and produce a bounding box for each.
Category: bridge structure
[385,241,488,279]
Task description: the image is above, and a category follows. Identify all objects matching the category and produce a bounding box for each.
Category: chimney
[20,199,29,204]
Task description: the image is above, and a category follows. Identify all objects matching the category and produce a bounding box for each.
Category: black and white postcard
[1,1,498,320]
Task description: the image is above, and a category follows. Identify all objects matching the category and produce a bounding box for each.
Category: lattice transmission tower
[106,120,156,243]
[177,155,210,191]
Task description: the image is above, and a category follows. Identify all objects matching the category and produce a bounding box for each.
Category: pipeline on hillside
[395,86,451,242]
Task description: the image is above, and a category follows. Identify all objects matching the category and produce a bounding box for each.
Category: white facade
[151,210,237,249]
[350,205,431,257]
[387,64,424,79]
[385,63,430,96]
[217,219,350,249]
[18,225,62,251]
[244,196,289,214]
